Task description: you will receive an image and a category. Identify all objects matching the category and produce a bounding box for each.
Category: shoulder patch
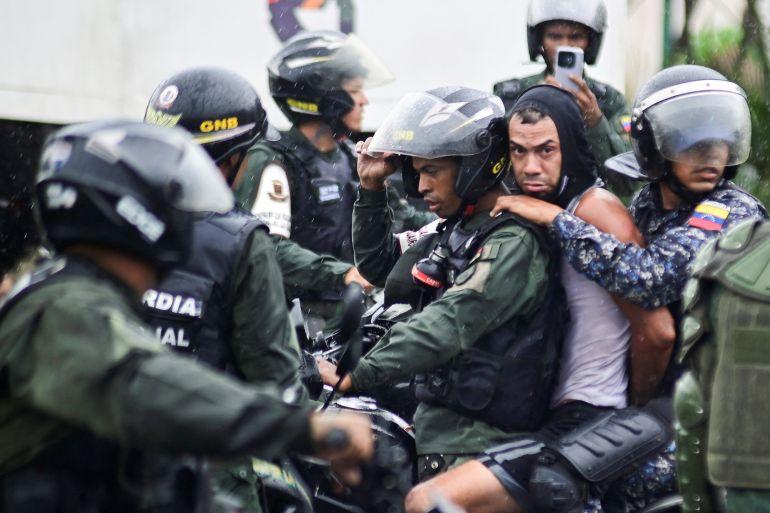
[620,115,632,134]
[449,261,492,293]
[252,163,292,238]
[688,200,732,231]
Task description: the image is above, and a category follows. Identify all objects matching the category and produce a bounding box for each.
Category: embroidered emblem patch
[268,179,288,201]
[688,200,731,231]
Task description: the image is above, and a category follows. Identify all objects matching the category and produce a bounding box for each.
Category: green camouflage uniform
[271,236,353,304]
[348,187,549,471]
[0,255,313,503]
[494,71,634,199]
[675,218,770,512]
[230,228,308,390]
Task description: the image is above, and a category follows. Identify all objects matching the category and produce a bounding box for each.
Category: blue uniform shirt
[550,182,768,309]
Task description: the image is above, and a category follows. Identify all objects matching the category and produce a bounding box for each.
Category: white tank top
[550,190,630,409]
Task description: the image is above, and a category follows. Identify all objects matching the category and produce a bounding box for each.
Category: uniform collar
[458,208,496,231]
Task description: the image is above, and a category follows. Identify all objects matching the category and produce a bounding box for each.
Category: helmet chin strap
[662,161,711,205]
[328,117,353,140]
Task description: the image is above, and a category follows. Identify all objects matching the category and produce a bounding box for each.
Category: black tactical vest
[0,258,211,513]
[267,132,357,262]
[142,208,266,375]
[386,213,568,433]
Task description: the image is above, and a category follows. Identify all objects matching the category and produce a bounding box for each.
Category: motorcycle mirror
[336,283,365,376]
[338,283,366,342]
[289,298,311,348]
[322,284,365,410]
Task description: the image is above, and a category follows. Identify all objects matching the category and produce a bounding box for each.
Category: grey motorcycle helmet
[367,86,509,205]
[527,0,608,64]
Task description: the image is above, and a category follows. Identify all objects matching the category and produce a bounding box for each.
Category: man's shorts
[478,401,607,507]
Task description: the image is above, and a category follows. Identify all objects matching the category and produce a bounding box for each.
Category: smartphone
[554,46,585,92]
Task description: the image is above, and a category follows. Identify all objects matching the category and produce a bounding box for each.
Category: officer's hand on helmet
[356,137,399,191]
[545,75,603,128]
[315,357,354,392]
[309,411,374,486]
[490,195,564,226]
[344,266,374,294]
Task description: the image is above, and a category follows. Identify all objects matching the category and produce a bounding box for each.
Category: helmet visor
[368,92,499,158]
[271,34,393,91]
[112,129,234,214]
[647,91,751,167]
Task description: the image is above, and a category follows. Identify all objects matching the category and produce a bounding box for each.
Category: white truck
[1,0,627,130]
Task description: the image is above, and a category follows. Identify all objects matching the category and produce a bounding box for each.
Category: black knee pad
[529,459,587,513]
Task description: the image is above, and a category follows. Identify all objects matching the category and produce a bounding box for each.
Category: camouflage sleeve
[232,229,306,397]
[551,194,767,308]
[385,187,437,232]
[22,294,313,460]
[272,236,352,297]
[349,226,548,392]
[351,187,401,287]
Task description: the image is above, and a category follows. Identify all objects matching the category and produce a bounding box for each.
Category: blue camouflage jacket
[550,182,768,309]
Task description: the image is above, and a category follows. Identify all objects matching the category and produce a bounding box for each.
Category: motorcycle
[281,290,684,513]
[254,286,417,513]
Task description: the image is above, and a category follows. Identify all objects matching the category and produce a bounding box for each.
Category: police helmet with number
[145,67,272,165]
[368,86,509,204]
[527,0,608,64]
[268,30,393,133]
[36,120,233,268]
[626,65,750,181]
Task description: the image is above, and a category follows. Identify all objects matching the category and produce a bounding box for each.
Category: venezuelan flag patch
[620,115,632,133]
[688,200,731,231]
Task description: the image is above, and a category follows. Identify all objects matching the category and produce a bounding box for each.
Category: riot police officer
[675,218,770,512]
[317,87,565,480]
[234,31,433,330]
[494,0,633,197]
[0,121,372,512]
[144,67,306,392]
[234,30,435,259]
